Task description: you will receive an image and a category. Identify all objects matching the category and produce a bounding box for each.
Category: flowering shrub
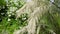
[0,0,28,34]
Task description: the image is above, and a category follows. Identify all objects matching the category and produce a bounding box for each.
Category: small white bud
[50,0,54,2]
[8,15,11,17]
[22,18,26,20]
[8,18,11,21]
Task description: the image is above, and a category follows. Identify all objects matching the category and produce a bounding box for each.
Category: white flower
[8,15,11,17]
[8,18,11,21]
[50,0,54,2]
[22,18,26,20]
[9,7,17,12]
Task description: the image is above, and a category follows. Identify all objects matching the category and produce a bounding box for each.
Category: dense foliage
[0,0,60,34]
[0,0,28,34]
